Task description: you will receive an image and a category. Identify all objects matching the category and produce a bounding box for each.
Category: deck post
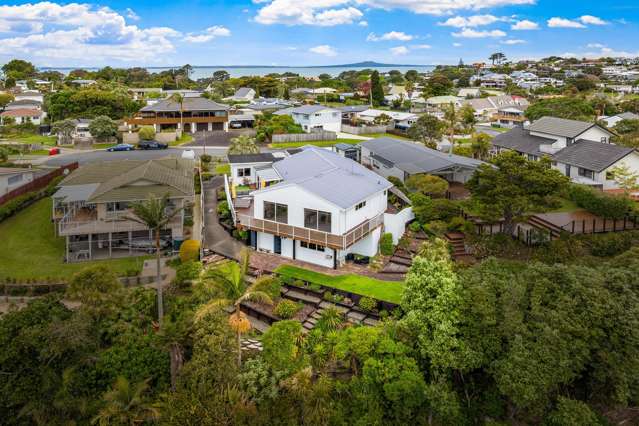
[66,236,69,262]
[582,220,585,234]
[109,232,112,258]
[571,221,575,233]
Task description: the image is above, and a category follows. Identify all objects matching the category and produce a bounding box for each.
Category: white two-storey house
[229,147,397,268]
[286,105,342,133]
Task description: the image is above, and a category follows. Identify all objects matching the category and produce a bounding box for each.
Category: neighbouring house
[492,116,637,189]
[228,153,280,192]
[360,137,484,183]
[457,88,481,98]
[70,79,96,88]
[228,112,256,129]
[126,97,230,133]
[246,98,293,112]
[355,109,419,131]
[337,105,370,123]
[4,99,42,111]
[52,158,195,262]
[425,95,462,109]
[224,87,256,102]
[227,146,408,269]
[463,95,529,121]
[601,112,639,128]
[0,167,35,196]
[283,105,342,133]
[333,143,360,162]
[14,90,44,103]
[471,73,509,89]
[0,108,44,125]
[493,107,527,128]
[57,119,94,145]
[129,87,164,101]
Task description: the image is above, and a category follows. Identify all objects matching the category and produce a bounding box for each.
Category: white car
[181,149,196,160]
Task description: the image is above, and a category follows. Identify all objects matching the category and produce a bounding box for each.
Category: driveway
[202,176,244,260]
[185,130,256,148]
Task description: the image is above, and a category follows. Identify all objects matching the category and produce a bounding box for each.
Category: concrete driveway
[202,177,244,260]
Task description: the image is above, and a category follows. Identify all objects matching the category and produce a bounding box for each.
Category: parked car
[48,147,60,155]
[129,238,172,253]
[181,149,196,160]
[230,122,243,129]
[107,143,135,152]
[138,140,168,150]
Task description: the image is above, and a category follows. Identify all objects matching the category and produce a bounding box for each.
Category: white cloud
[125,8,139,21]
[580,15,607,25]
[253,0,536,26]
[358,20,368,26]
[367,31,413,41]
[309,44,337,56]
[511,19,538,30]
[390,45,409,55]
[453,42,462,47]
[439,14,499,27]
[412,44,431,49]
[501,39,525,44]
[0,2,183,63]
[183,26,231,43]
[586,43,605,49]
[452,28,506,38]
[547,17,586,28]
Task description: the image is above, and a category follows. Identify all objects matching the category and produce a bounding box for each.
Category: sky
[0,0,638,67]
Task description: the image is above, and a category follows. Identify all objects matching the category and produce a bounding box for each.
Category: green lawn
[0,198,147,281]
[169,133,193,146]
[12,134,58,146]
[215,163,230,175]
[549,198,581,213]
[270,138,363,149]
[92,142,118,150]
[275,264,404,304]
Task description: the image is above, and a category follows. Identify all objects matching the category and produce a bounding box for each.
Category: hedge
[379,232,394,256]
[567,184,635,219]
[179,239,200,263]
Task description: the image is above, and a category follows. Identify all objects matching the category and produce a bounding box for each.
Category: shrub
[217,200,230,219]
[568,184,634,219]
[424,220,448,237]
[585,233,632,257]
[257,276,282,299]
[274,299,301,319]
[447,216,467,232]
[179,239,200,263]
[172,261,202,288]
[358,296,377,312]
[408,221,422,233]
[432,199,460,221]
[138,126,156,141]
[380,232,394,256]
[200,154,212,163]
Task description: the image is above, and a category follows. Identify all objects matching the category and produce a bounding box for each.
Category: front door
[274,236,282,254]
[565,164,571,177]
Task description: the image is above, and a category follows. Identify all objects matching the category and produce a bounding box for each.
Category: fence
[272,131,336,143]
[560,216,639,234]
[0,162,79,205]
[341,124,390,135]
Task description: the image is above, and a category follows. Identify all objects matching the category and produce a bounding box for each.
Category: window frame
[264,201,288,224]
[304,208,332,232]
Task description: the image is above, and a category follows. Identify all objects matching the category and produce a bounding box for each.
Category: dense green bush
[179,239,200,263]
[217,200,230,220]
[568,184,634,219]
[200,154,212,163]
[358,296,377,312]
[584,233,633,257]
[138,126,156,140]
[408,221,422,233]
[423,220,448,237]
[172,261,202,288]
[273,299,301,319]
[379,232,394,255]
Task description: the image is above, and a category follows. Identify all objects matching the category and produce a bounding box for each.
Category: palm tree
[169,93,185,135]
[128,195,183,325]
[228,134,259,155]
[470,133,492,160]
[195,248,273,366]
[92,377,160,426]
[443,102,458,153]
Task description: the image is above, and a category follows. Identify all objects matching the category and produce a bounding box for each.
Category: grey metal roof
[255,167,281,181]
[492,126,553,156]
[267,146,392,209]
[334,143,358,151]
[228,153,275,164]
[553,140,636,172]
[140,97,229,112]
[228,114,255,122]
[337,105,370,113]
[528,116,609,138]
[289,105,338,115]
[7,99,41,106]
[52,183,100,202]
[234,87,254,97]
[360,137,485,175]
[617,112,639,120]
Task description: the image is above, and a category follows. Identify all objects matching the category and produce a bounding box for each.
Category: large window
[263,201,288,223]
[237,167,251,177]
[300,241,325,251]
[578,168,595,180]
[304,208,331,232]
[106,201,129,212]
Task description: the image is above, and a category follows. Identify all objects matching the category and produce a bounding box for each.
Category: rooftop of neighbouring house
[527,116,612,138]
[140,96,229,113]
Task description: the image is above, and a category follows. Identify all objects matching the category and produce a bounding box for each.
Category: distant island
[144,61,430,69]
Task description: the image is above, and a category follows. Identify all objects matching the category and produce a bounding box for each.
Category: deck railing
[236,213,384,250]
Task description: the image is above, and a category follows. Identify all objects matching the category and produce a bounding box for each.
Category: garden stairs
[527,215,563,239]
[444,232,467,259]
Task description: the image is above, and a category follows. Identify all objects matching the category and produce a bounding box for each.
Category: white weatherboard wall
[578,127,611,143]
[230,161,272,185]
[384,207,414,244]
[292,110,342,133]
[602,151,639,189]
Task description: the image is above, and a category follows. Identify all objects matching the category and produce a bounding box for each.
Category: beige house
[52,158,195,262]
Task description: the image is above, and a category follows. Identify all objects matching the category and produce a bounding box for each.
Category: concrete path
[202,177,244,260]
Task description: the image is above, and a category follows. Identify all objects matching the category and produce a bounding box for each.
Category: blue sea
[39,65,436,79]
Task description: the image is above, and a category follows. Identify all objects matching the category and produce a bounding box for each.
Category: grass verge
[12,134,58,146]
[275,264,404,304]
[215,163,230,175]
[0,198,148,281]
[169,134,193,146]
[270,138,363,149]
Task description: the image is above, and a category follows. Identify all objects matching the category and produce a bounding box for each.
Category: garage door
[196,122,208,132]
[211,122,224,131]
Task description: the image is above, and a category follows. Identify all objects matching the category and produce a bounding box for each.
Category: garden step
[389,256,412,266]
[246,315,270,333]
[283,289,322,306]
[319,301,349,313]
[306,317,318,325]
[392,250,413,260]
[363,317,379,326]
[311,311,323,319]
[346,311,367,322]
[302,322,315,330]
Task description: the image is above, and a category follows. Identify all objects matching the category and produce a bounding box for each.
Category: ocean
[39,65,436,79]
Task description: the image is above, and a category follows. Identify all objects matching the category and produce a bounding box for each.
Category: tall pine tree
[370,70,384,107]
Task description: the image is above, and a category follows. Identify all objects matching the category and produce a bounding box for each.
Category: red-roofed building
[0,108,44,125]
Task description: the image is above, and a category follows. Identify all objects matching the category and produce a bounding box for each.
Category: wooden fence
[341,124,390,135]
[0,162,79,205]
[272,131,336,143]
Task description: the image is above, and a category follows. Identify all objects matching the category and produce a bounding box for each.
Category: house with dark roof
[52,158,195,261]
[126,97,230,133]
[359,137,485,183]
[493,116,637,189]
[226,146,401,268]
